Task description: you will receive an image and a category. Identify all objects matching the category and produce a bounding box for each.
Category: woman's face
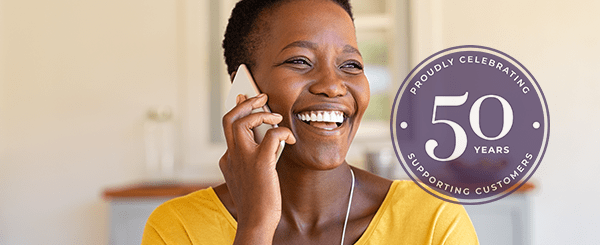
[251,0,369,170]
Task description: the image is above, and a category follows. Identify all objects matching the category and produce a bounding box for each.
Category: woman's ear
[230,71,237,83]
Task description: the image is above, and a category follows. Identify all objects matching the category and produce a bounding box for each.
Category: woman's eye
[340,61,363,72]
[285,58,311,67]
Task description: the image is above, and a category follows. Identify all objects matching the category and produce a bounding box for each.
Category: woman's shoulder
[353,167,394,204]
[150,188,223,216]
[142,186,237,244]
[386,180,443,206]
[357,180,479,244]
[379,180,470,223]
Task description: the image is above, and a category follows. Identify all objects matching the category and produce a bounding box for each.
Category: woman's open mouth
[296,110,345,130]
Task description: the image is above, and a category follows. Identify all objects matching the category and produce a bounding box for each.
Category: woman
[142,0,479,244]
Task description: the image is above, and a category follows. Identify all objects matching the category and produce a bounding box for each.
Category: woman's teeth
[297,111,344,130]
[297,111,344,123]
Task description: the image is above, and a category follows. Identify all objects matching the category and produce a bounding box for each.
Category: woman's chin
[279,145,348,171]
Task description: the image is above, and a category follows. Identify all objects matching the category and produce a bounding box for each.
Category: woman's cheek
[352,80,371,115]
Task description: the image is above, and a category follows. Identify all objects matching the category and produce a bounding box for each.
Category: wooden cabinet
[465,194,532,245]
[107,198,171,245]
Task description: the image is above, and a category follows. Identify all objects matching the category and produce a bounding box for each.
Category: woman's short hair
[222,0,354,76]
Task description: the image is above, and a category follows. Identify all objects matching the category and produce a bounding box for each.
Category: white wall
[411,0,600,244]
[0,0,203,244]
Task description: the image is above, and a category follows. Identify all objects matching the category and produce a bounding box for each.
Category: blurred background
[1,0,598,244]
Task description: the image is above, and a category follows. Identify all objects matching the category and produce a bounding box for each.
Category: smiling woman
[142,0,478,244]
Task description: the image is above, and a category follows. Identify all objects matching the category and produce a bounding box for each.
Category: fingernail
[273,113,282,118]
[257,93,266,98]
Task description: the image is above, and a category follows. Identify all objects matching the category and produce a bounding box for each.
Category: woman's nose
[308,67,348,98]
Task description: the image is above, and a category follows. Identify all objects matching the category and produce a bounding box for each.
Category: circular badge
[391,45,549,205]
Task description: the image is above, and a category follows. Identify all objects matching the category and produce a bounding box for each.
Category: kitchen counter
[103,182,219,199]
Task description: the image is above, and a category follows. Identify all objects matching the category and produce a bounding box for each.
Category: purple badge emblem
[391,45,549,204]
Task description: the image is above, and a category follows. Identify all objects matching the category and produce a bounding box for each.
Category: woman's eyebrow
[343,44,361,56]
[280,40,317,53]
[279,41,361,56]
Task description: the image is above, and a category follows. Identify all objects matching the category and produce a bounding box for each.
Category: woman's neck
[276,160,354,232]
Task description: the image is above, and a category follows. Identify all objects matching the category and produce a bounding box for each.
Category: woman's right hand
[220,93,296,244]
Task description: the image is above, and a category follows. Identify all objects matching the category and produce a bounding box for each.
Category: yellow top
[142,180,479,245]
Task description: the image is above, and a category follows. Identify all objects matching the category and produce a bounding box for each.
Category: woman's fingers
[235,94,245,105]
[231,112,283,149]
[222,93,268,148]
[223,93,294,159]
[256,127,296,161]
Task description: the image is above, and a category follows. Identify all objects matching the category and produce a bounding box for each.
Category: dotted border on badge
[390,45,550,205]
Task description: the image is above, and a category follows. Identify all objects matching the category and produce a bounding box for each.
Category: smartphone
[225,64,285,159]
